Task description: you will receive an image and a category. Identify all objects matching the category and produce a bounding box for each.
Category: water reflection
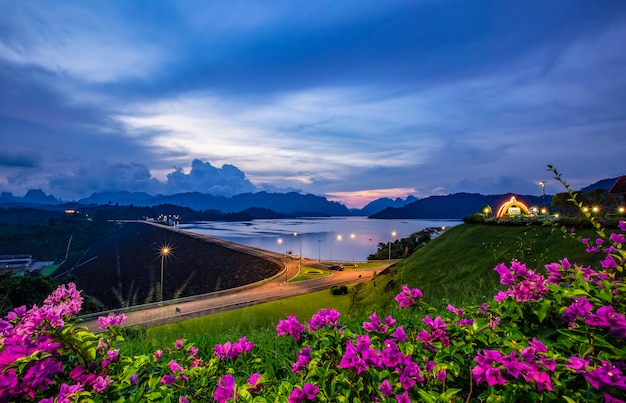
[180,217,461,262]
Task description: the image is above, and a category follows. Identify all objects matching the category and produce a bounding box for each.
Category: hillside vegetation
[352,222,601,314]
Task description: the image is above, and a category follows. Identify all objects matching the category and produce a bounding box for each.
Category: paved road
[81,223,388,332]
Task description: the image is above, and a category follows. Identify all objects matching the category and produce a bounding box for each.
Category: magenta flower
[446,304,463,316]
[379,379,393,397]
[308,308,340,331]
[214,336,254,360]
[291,346,312,373]
[161,375,176,385]
[395,391,410,403]
[153,349,163,360]
[586,306,626,338]
[91,375,111,393]
[583,360,626,390]
[494,263,515,286]
[288,383,318,403]
[276,315,306,341]
[169,359,184,373]
[179,396,190,403]
[339,334,382,374]
[610,232,626,244]
[619,220,626,232]
[213,373,238,403]
[175,339,184,349]
[601,255,618,269]
[394,285,423,307]
[96,312,126,330]
[565,356,590,373]
[247,373,263,394]
[392,325,407,342]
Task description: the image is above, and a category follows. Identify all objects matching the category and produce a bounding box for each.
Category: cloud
[0,151,38,168]
[165,159,255,196]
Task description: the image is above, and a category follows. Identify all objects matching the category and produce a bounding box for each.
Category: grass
[121,286,356,355]
[288,265,332,282]
[121,222,609,355]
[351,223,603,314]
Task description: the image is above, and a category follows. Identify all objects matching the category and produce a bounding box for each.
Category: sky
[1,0,625,208]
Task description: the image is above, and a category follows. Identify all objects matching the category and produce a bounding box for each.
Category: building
[0,254,33,275]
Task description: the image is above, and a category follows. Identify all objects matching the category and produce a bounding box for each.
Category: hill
[351,222,601,314]
[370,192,544,219]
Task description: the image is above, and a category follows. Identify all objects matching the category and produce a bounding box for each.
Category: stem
[465,366,473,403]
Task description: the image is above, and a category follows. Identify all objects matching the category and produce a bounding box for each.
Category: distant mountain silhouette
[2,174,622,219]
[79,191,154,206]
[360,196,419,216]
[0,189,62,205]
[579,177,619,193]
[370,193,545,219]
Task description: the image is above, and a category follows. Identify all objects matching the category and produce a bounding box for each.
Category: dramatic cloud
[0,0,625,206]
[166,159,255,197]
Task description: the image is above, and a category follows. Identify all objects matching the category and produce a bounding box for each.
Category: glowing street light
[389,231,397,263]
[293,232,302,273]
[350,233,355,263]
[160,247,170,302]
[278,238,286,283]
[330,234,342,262]
[539,181,546,208]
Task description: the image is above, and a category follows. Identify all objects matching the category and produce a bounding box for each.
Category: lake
[180,217,462,262]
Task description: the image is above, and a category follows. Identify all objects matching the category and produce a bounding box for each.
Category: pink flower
[214,373,238,403]
[169,359,184,373]
[288,383,318,403]
[247,373,263,394]
[308,308,340,331]
[394,285,423,307]
[619,220,626,232]
[379,379,393,397]
[96,312,126,330]
[92,375,111,393]
[610,232,626,244]
[276,315,306,341]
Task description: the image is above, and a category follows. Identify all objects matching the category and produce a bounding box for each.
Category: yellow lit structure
[495,196,531,218]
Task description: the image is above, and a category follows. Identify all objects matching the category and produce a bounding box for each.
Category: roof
[609,176,626,195]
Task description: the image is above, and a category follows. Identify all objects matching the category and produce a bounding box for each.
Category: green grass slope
[352,223,600,314]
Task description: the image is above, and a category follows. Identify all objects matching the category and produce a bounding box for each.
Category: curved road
[81,222,389,331]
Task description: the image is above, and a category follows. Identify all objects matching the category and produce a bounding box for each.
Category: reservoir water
[180,217,462,262]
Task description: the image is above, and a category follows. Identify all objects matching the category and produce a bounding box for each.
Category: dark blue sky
[1,0,625,207]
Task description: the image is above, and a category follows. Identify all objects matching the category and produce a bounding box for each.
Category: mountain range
[0,176,620,220]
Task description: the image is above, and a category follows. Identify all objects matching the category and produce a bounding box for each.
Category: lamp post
[539,181,546,212]
[318,238,321,263]
[388,231,396,263]
[330,234,342,262]
[160,247,170,302]
[294,232,302,274]
[278,238,286,283]
[350,233,355,264]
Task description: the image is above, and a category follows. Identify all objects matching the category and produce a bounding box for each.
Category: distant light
[441,226,446,231]
[592,206,599,213]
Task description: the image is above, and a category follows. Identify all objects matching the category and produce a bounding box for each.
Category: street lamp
[278,238,286,283]
[539,181,546,209]
[350,233,355,264]
[160,247,170,302]
[388,231,396,263]
[293,232,302,274]
[330,234,342,262]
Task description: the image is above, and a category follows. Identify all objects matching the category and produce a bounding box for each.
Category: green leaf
[532,299,552,323]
